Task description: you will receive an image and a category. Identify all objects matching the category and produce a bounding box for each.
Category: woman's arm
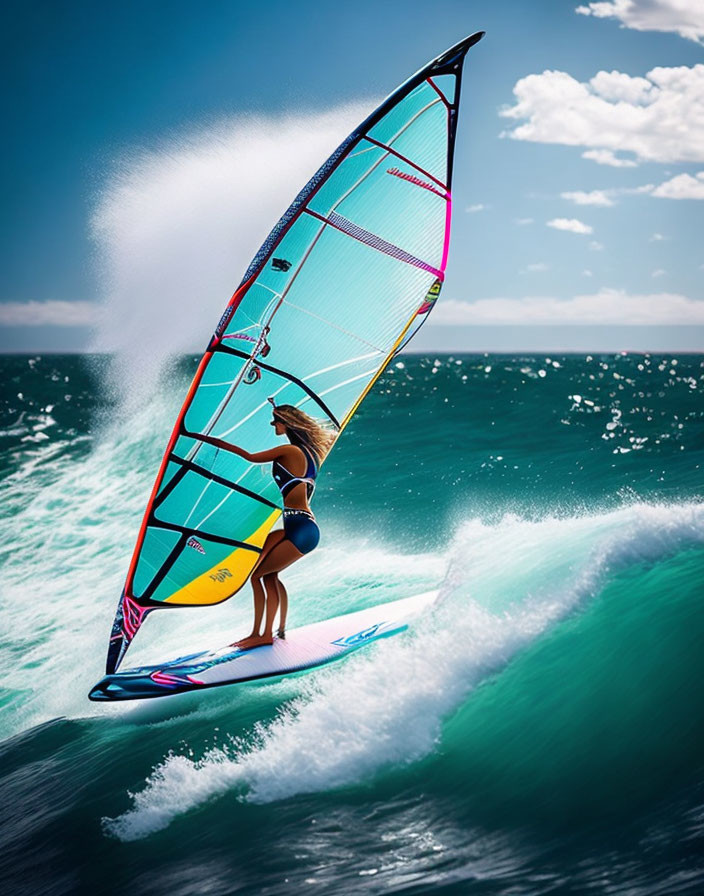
[199,434,289,465]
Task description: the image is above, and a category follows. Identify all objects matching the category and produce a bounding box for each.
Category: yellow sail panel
[163,510,280,605]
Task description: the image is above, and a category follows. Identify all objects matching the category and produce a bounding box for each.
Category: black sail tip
[430,31,485,72]
[105,629,128,675]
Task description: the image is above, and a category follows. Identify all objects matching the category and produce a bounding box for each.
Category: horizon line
[2,348,702,357]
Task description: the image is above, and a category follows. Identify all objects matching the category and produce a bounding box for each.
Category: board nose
[88,678,113,701]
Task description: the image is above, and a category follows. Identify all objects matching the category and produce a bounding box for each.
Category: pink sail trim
[441,194,452,273]
[121,595,151,640]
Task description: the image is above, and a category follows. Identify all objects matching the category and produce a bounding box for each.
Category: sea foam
[104,500,704,841]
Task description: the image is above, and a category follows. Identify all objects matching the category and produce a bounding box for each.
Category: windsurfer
[200,403,335,649]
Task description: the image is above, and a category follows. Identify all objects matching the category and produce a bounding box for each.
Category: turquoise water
[1,352,703,894]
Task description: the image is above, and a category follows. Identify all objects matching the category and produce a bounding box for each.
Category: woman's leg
[244,575,266,643]
[235,540,303,649]
[262,572,280,641]
[275,576,288,636]
[234,529,285,645]
[251,529,286,578]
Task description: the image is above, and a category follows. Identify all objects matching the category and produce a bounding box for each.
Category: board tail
[106,590,154,674]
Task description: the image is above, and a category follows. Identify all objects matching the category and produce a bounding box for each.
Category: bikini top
[272,445,317,499]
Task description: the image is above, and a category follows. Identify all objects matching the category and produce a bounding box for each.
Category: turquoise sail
[106,32,485,674]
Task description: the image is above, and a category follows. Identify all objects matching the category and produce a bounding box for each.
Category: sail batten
[105,31,485,673]
[304,208,445,280]
[363,135,448,189]
[212,344,342,426]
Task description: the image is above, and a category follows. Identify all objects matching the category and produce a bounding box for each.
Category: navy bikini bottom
[283,509,320,554]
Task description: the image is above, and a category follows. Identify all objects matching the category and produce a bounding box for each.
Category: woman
[201,403,335,650]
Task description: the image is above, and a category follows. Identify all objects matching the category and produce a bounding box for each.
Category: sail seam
[305,208,443,280]
[140,534,188,601]
[317,367,381,400]
[148,516,263,552]
[152,465,188,511]
[215,351,381,441]
[281,299,386,353]
[167,454,279,509]
[184,477,214,528]
[214,344,342,428]
[363,136,447,190]
[426,77,451,109]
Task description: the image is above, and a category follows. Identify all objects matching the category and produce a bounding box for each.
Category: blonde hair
[273,405,336,465]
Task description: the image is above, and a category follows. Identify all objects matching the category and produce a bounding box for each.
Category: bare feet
[230,631,256,648]
[232,634,274,650]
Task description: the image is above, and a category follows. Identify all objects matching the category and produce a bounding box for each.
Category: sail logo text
[386,167,445,198]
[210,568,232,583]
[187,537,205,554]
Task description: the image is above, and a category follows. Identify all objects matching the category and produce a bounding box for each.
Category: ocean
[1,351,703,895]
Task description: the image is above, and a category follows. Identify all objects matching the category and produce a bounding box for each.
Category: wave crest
[105,500,704,841]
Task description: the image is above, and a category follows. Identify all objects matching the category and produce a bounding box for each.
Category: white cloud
[583,269,594,276]
[515,217,534,225]
[547,217,594,234]
[576,0,704,44]
[590,69,655,103]
[649,232,667,241]
[520,262,549,273]
[466,203,487,212]
[561,183,654,205]
[561,189,615,206]
[501,64,704,165]
[575,175,704,201]
[0,301,99,327]
[652,268,667,277]
[582,149,638,167]
[432,288,704,326]
[652,170,704,198]
[590,240,605,250]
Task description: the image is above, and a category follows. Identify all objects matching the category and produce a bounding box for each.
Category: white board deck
[89,591,438,701]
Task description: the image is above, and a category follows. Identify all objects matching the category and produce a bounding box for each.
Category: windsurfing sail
[105,31,485,674]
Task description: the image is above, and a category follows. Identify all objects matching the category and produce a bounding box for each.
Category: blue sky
[1,0,702,352]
